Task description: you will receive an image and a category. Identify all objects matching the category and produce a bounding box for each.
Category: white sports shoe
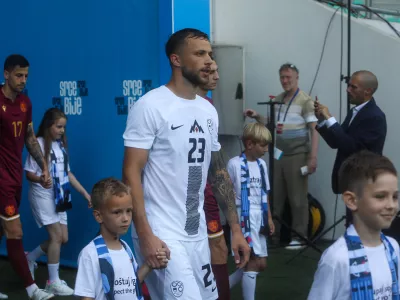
[0,292,8,299]
[285,239,306,250]
[30,288,54,300]
[45,280,74,296]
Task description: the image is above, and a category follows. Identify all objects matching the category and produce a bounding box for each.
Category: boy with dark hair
[308,151,400,299]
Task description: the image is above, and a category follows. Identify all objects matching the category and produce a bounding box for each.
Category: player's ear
[93,209,103,224]
[4,70,9,80]
[170,53,182,68]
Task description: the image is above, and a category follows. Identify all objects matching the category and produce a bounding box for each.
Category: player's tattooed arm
[208,149,239,227]
[25,123,46,171]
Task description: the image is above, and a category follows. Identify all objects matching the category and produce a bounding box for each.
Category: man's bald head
[347,70,378,105]
[353,70,378,94]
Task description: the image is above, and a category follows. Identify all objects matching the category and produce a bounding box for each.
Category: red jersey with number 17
[0,87,32,186]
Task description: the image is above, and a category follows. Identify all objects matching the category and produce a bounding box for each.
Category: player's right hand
[40,173,52,189]
[243,109,258,119]
[141,234,171,269]
[155,248,169,268]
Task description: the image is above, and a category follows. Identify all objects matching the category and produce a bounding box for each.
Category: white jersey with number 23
[123,85,221,241]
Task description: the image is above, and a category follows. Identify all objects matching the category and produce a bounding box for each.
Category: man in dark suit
[314,70,387,225]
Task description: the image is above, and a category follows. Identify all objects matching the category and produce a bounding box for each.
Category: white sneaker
[26,257,38,280]
[0,292,8,299]
[285,240,306,250]
[30,288,54,300]
[45,280,74,296]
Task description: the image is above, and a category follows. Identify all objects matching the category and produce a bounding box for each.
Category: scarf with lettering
[93,235,143,300]
[240,152,269,249]
[50,140,72,212]
[345,224,399,300]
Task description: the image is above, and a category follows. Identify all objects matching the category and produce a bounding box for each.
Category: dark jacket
[316,98,387,194]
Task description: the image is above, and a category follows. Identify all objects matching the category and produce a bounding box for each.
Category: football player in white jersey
[122,28,250,300]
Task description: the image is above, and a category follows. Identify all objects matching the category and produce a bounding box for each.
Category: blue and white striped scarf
[50,140,72,212]
[93,235,143,300]
[240,153,269,249]
[345,225,399,300]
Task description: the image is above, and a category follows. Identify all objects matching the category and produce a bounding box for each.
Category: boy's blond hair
[242,122,272,146]
[91,177,131,210]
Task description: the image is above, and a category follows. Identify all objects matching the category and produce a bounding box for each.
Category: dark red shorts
[0,185,22,221]
[204,182,223,238]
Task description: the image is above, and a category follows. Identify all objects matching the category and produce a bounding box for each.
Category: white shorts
[28,192,67,228]
[233,207,268,257]
[133,237,218,300]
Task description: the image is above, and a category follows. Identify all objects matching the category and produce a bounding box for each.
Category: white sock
[48,263,60,282]
[242,271,258,300]
[26,283,39,297]
[229,269,243,288]
[26,246,45,261]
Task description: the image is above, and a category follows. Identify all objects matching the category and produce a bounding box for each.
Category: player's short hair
[338,150,397,196]
[279,63,299,74]
[4,54,30,71]
[242,122,272,147]
[165,28,209,60]
[91,178,131,210]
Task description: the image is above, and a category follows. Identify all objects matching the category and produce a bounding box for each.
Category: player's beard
[182,66,206,86]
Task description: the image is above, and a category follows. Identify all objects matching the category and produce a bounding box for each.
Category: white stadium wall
[211,0,400,239]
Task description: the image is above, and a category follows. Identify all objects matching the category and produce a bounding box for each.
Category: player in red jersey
[0,54,54,300]
[198,62,231,300]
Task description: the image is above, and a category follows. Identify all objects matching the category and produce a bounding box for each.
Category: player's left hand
[231,228,250,269]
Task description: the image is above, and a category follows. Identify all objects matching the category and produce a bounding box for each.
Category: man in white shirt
[315,70,387,225]
[122,28,250,300]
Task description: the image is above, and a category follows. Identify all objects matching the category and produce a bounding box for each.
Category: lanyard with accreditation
[276,88,299,134]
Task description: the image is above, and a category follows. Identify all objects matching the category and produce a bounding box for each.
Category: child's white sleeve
[307,251,341,300]
[226,159,236,184]
[74,249,97,299]
[24,153,40,175]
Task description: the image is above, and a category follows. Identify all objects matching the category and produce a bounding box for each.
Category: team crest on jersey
[1,105,5,112]
[190,120,204,133]
[207,119,214,134]
[207,220,219,233]
[170,281,184,297]
[20,101,27,113]
[4,205,16,216]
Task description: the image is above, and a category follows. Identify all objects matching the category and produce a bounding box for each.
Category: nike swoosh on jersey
[212,286,217,292]
[171,124,184,130]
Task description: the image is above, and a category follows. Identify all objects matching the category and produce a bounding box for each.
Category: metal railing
[323,1,400,22]
[353,0,400,21]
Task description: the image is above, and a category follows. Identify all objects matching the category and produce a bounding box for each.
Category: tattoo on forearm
[25,125,46,171]
[208,150,239,226]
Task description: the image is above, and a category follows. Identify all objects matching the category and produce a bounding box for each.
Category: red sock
[212,264,230,300]
[142,282,151,300]
[6,239,34,287]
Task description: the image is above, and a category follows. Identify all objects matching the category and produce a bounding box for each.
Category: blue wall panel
[0,0,160,267]
[173,0,210,34]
